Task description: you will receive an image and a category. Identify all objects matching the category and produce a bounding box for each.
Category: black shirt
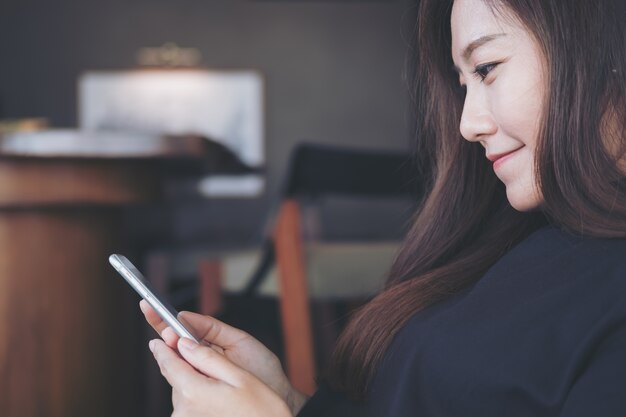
[297,225,626,417]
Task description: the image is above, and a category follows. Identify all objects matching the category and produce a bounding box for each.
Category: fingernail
[149,340,156,352]
[179,337,198,351]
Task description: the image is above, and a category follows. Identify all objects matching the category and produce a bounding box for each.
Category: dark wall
[0,0,415,247]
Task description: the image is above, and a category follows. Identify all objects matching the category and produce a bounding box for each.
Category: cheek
[490,72,544,148]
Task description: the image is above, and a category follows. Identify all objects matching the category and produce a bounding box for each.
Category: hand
[150,337,292,417]
[140,301,309,415]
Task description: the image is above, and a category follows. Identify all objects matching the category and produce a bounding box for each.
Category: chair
[205,143,419,394]
[145,142,419,398]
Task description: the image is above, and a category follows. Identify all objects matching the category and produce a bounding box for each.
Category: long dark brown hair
[326,0,626,400]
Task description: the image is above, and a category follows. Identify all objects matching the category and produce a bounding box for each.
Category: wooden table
[0,130,210,417]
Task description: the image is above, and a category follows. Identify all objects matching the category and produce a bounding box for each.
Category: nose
[459,89,497,142]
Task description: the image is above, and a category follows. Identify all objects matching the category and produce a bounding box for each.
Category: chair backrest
[283,142,418,199]
[243,143,417,296]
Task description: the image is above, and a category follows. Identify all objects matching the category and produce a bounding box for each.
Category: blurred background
[0,0,420,416]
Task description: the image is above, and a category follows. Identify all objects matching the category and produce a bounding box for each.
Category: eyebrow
[453,33,507,73]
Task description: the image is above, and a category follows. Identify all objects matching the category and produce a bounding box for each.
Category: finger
[139,300,169,336]
[177,337,247,387]
[161,322,224,354]
[178,311,249,348]
[140,302,179,349]
[161,326,181,349]
[172,388,180,409]
[149,339,206,391]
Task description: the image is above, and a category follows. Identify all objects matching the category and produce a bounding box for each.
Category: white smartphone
[109,254,201,344]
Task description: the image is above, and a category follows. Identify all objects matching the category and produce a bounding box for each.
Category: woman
[142,0,626,415]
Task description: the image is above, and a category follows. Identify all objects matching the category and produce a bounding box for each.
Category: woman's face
[451,0,545,211]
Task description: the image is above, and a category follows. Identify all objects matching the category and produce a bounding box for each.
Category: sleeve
[559,320,626,416]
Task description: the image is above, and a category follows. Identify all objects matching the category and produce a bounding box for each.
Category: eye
[472,62,499,82]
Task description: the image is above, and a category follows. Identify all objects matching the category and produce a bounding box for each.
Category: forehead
[451,0,518,59]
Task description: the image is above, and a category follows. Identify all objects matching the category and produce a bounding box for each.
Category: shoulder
[512,224,626,268]
[484,224,626,297]
[542,225,626,267]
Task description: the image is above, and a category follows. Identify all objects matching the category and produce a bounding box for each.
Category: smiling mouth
[490,147,524,169]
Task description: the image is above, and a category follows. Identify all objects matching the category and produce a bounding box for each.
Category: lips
[487,146,523,169]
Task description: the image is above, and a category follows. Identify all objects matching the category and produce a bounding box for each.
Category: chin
[506,190,544,212]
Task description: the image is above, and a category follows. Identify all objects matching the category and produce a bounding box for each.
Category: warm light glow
[136,43,202,67]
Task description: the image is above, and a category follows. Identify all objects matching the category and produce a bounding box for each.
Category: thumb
[178,311,250,348]
[177,337,247,387]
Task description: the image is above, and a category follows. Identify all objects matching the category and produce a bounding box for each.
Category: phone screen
[109,254,201,343]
